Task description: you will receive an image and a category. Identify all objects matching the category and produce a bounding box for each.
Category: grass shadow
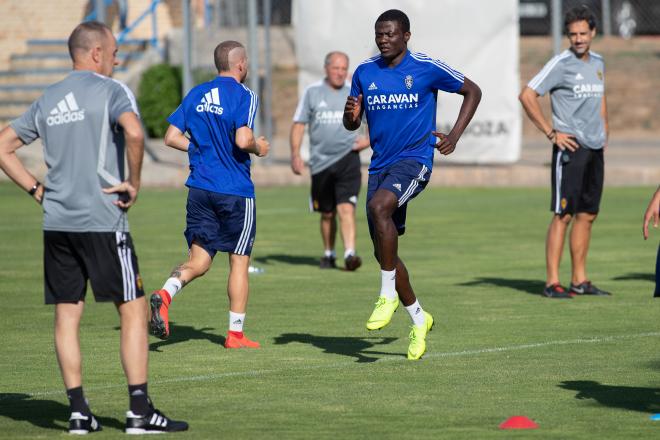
[150,322,225,352]
[558,381,660,413]
[458,277,545,296]
[253,254,319,267]
[0,393,124,432]
[611,272,655,282]
[273,333,399,363]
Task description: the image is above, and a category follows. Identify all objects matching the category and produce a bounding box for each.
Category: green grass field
[0,183,658,439]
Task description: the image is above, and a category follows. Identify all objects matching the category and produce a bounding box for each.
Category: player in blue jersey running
[149,40,270,349]
[343,9,481,360]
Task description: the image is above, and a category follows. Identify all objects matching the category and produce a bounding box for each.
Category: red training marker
[499,416,539,429]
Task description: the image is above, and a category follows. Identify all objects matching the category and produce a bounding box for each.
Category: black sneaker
[68,412,102,434]
[344,254,362,271]
[319,256,336,269]
[542,283,572,299]
[125,408,188,434]
[570,281,611,296]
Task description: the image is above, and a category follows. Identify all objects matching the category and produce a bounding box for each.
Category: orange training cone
[499,416,539,429]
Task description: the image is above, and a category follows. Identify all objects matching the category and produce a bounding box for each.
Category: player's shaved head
[68,21,112,61]
[214,41,246,72]
[324,51,348,67]
[376,9,410,34]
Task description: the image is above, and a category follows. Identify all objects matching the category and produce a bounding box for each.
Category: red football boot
[149,290,171,339]
[224,331,260,348]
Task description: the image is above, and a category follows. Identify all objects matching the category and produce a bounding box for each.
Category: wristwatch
[28,181,41,196]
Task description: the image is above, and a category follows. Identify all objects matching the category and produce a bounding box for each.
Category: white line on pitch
[8,331,659,400]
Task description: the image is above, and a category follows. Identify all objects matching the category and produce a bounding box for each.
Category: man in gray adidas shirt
[290,51,370,270]
[520,6,611,299]
[0,22,187,434]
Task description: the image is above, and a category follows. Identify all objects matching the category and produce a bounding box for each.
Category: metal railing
[85,0,161,48]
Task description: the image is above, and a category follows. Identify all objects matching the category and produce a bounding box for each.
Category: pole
[602,0,612,36]
[182,0,194,95]
[551,0,562,55]
[95,0,106,24]
[247,0,260,135]
[263,0,272,163]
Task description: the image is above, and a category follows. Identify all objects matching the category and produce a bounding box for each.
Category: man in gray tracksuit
[290,51,370,271]
[0,21,187,434]
[520,5,611,299]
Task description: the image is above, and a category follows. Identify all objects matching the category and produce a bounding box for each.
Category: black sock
[128,383,151,416]
[66,386,90,415]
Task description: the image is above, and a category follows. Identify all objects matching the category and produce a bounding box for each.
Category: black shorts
[44,231,144,304]
[550,145,604,216]
[311,151,362,213]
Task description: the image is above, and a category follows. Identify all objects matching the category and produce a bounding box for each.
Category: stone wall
[0,0,184,67]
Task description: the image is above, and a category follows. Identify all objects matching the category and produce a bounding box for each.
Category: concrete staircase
[0,38,149,126]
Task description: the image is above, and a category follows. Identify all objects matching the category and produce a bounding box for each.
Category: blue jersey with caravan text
[168,76,258,197]
[350,50,464,174]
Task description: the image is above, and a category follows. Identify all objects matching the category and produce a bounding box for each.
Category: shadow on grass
[150,322,225,352]
[0,393,124,432]
[612,272,655,282]
[273,333,400,363]
[252,254,319,267]
[559,381,660,413]
[458,277,544,296]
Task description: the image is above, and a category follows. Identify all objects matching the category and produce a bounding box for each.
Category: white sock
[405,300,426,326]
[229,311,246,332]
[379,269,397,299]
[324,249,336,258]
[162,278,182,299]
[344,248,355,259]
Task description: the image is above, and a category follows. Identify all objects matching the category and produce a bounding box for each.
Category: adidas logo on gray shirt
[46,92,85,126]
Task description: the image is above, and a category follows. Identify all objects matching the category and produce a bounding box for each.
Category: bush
[137,64,182,138]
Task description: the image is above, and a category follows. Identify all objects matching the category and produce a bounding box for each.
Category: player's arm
[343,95,363,131]
[519,86,578,151]
[289,122,305,174]
[601,94,609,148]
[103,111,144,210]
[0,126,44,204]
[432,77,482,155]
[235,126,269,157]
[164,124,190,152]
[352,129,370,151]
[643,185,660,240]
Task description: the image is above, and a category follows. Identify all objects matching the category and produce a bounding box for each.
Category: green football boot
[366,296,399,331]
[407,312,434,360]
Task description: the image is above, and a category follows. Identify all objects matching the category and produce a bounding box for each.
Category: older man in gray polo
[290,51,370,270]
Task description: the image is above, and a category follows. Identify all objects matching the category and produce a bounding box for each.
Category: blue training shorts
[366,159,431,238]
[185,187,256,257]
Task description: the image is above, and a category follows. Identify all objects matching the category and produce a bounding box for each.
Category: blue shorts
[185,187,256,257]
[366,159,431,238]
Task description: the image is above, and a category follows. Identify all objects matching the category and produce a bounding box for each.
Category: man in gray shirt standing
[290,51,370,270]
[520,6,611,298]
[0,22,187,434]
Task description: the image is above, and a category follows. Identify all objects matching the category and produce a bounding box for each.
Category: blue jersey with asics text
[350,50,464,174]
[168,76,258,197]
